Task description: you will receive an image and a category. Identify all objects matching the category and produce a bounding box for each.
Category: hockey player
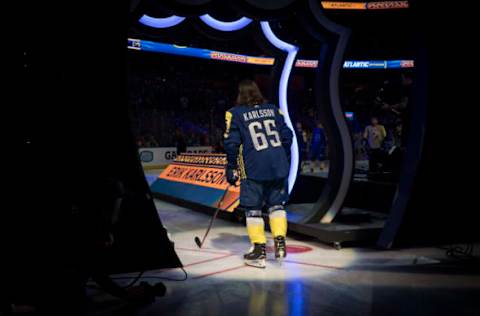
[224,80,293,268]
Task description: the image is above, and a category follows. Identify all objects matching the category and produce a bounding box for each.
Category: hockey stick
[194,185,231,248]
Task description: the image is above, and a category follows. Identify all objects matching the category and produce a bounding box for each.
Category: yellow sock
[269,210,287,238]
[246,217,267,244]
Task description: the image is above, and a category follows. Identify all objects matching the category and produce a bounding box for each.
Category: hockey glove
[226,168,239,185]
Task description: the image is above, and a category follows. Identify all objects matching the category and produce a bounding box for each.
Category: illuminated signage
[366,1,409,9]
[128,38,414,70]
[156,154,240,212]
[295,59,319,68]
[344,61,371,68]
[321,1,409,10]
[321,2,367,9]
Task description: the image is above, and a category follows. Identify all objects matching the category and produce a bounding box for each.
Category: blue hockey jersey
[224,103,293,181]
[311,126,326,147]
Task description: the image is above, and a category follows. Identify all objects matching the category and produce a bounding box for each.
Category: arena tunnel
[16,2,479,313]
[14,1,479,314]
[128,0,412,249]
[72,0,475,253]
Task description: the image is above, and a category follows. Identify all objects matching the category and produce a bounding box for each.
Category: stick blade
[194,236,202,248]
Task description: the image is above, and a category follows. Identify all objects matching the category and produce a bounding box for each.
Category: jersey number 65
[248,120,281,151]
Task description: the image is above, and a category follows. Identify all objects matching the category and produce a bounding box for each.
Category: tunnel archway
[132,0,353,231]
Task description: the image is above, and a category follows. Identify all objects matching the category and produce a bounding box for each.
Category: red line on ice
[192,264,247,279]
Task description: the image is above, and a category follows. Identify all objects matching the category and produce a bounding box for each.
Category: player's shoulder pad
[226,106,241,115]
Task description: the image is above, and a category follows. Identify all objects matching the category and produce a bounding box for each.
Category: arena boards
[150,153,240,212]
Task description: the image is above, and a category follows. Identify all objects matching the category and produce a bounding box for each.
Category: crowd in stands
[128,55,244,151]
[346,72,411,170]
[285,71,411,173]
[128,54,412,175]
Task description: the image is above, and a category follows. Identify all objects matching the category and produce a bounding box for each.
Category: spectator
[363,116,386,173]
[388,122,403,150]
[175,129,187,155]
[136,136,145,148]
[145,135,159,147]
[295,122,308,164]
[309,122,327,172]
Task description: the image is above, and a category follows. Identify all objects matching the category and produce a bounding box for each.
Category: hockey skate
[274,236,287,263]
[244,243,266,268]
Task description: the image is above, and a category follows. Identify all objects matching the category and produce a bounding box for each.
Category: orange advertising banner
[157,153,240,212]
[321,1,366,9]
[246,56,275,66]
[160,164,239,191]
[321,1,409,10]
